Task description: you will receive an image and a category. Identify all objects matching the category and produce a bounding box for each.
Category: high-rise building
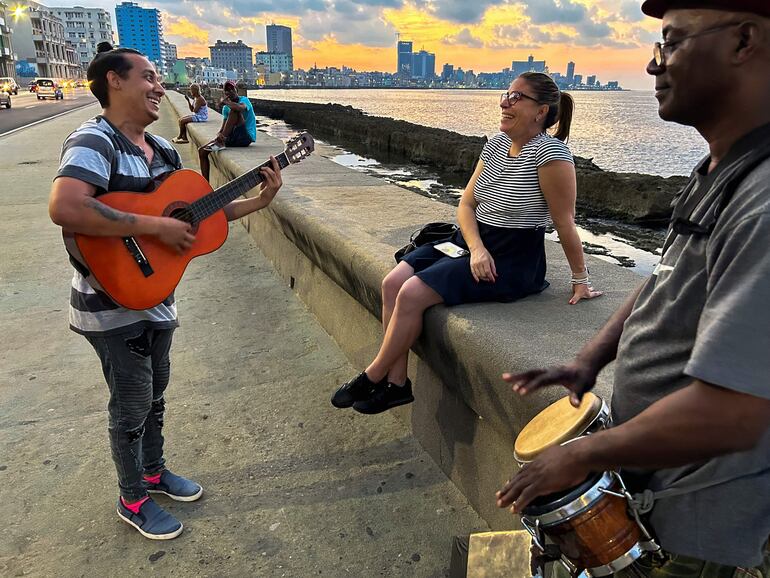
[573,74,583,85]
[566,61,575,83]
[412,49,435,79]
[586,75,596,87]
[0,1,16,78]
[441,63,453,82]
[210,39,253,80]
[163,40,176,73]
[511,55,546,77]
[397,40,412,77]
[12,1,81,79]
[115,2,165,74]
[51,6,114,72]
[266,24,292,67]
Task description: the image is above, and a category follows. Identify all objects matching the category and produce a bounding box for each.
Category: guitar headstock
[284,132,315,165]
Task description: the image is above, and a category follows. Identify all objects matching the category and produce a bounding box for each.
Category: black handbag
[394,222,459,262]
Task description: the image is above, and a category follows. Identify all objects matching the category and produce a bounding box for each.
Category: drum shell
[522,473,643,573]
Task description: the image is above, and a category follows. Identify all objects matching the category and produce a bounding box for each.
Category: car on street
[0,77,19,95]
[28,80,38,92]
[0,91,11,109]
[36,78,63,100]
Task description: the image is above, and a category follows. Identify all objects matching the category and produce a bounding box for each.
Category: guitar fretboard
[187,152,291,223]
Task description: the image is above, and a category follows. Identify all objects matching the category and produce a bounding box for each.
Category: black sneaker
[353,378,414,414]
[331,371,384,408]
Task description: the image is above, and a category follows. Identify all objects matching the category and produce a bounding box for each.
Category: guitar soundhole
[165,202,199,234]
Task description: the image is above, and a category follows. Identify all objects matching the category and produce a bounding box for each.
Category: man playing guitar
[48,43,282,540]
[497,1,770,575]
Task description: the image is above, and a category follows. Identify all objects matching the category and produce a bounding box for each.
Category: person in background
[497,1,770,575]
[330,72,602,416]
[172,83,208,144]
[198,80,256,182]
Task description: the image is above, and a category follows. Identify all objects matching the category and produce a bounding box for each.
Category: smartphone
[434,242,469,258]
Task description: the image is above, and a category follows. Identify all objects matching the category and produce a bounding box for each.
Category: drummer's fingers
[512,484,542,513]
[503,369,544,387]
[515,370,570,395]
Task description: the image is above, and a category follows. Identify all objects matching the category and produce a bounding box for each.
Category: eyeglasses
[653,22,743,66]
[500,91,538,107]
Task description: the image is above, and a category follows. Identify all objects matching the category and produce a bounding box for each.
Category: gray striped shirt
[474,132,574,229]
[55,115,182,336]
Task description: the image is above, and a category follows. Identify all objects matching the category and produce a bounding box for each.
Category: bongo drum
[514,392,609,465]
[514,394,659,577]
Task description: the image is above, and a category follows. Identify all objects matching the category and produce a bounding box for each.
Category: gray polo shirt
[611,126,770,567]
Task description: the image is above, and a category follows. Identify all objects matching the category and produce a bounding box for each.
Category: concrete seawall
[168,91,645,528]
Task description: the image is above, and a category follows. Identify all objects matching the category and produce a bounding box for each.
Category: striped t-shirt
[474,132,574,228]
[55,115,183,336]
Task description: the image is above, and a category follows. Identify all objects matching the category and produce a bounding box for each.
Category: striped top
[55,115,183,336]
[474,132,574,228]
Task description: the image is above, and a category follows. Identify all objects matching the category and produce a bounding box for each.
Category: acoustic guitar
[64,132,315,310]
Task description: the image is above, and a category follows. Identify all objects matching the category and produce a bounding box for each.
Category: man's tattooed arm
[84,197,137,224]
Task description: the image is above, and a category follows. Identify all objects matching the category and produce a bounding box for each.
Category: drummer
[496,0,770,575]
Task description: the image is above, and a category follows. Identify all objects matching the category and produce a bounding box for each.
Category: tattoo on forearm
[84,198,137,223]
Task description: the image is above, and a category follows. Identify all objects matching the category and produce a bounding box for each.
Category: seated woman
[331,72,602,415]
[172,83,208,144]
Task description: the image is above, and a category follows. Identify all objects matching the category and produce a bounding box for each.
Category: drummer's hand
[503,360,598,407]
[470,246,497,283]
[496,441,592,513]
[569,282,603,305]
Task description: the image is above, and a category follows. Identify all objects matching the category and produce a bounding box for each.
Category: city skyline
[54,1,663,89]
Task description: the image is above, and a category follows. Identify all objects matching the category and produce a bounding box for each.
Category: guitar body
[73,169,228,310]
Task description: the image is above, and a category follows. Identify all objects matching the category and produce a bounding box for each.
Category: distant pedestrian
[198,80,256,182]
[172,83,208,144]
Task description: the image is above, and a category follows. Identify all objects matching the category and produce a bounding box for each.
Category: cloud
[523,0,586,24]
[412,0,502,24]
[442,28,483,47]
[164,15,209,43]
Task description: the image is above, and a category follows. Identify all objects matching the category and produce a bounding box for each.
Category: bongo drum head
[521,471,604,516]
[514,392,602,462]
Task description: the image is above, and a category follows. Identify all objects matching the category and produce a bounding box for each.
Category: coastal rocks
[247,97,688,225]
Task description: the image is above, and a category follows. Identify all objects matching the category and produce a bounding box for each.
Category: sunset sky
[84,0,664,89]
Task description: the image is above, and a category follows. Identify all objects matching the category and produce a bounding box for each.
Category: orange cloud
[165,15,209,44]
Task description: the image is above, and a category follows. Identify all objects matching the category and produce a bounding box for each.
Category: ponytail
[553,92,574,142]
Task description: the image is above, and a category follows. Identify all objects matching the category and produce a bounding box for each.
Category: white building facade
[50,6,114,71]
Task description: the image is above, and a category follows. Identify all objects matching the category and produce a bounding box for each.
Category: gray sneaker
[145,470,203,502]
[116,497,183,540]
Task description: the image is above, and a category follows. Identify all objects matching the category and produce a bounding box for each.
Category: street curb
[0,100,98,139]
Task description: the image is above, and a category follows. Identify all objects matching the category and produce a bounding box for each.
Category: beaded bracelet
[570,268,590,285]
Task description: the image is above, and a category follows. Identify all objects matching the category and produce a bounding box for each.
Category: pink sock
[121,496,149,514]
[143,473,162,485]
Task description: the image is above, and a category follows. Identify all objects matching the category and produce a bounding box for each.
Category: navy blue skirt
[398,222,549,306]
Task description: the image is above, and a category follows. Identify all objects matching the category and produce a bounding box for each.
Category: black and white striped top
[474,132,574,228]
[56,115,182,336]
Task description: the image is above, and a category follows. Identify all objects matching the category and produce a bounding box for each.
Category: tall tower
[116,2,165,74]
[397,40,412,77]
[266,24,292,70]
[566,61,575,84]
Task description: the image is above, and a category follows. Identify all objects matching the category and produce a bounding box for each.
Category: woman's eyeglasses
[500,91,538,107]
[654,22,743,66]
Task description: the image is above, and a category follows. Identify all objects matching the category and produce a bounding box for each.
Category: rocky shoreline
[201,88,687,226]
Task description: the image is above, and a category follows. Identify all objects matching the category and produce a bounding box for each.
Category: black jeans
[86,327,174,501]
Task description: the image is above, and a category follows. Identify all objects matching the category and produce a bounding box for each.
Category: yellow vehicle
[0,77,19,95]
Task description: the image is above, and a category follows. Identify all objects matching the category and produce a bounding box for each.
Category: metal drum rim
[521,471,615,527]
[584,542,646,577]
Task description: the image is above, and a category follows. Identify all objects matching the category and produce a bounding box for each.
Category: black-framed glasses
[654,22,743,66]
[500,90,538,107]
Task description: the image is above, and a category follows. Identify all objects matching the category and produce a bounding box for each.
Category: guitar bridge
[123,237,154,277]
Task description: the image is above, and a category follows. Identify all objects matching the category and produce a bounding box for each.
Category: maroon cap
[642,0,770,18]
[224,80,237,91]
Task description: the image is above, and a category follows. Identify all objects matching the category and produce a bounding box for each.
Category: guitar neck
[188,152,291,222]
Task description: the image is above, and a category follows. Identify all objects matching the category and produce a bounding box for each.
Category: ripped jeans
[86,327,175,501]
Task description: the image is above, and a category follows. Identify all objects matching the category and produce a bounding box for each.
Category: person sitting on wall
[198,80,256,182]
[172,83,208,144]
[330,72,603,415]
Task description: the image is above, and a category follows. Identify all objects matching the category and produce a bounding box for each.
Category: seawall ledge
[165,90,644,527]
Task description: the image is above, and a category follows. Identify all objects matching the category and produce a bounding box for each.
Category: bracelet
[570,267,590,285]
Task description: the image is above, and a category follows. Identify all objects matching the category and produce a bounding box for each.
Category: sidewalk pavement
[0,102,488,577]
